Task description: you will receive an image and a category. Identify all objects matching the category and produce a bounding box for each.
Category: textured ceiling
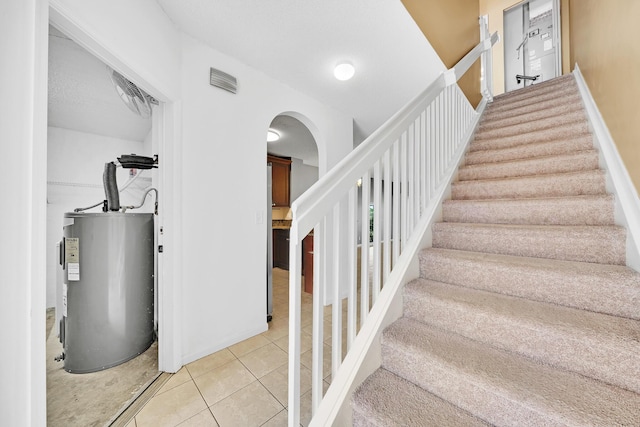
[156,0,445,145]
[267,115,318,167]
[48,26,152,142]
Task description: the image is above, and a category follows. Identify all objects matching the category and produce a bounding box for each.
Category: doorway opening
[503,0,562,92]
[46,23,161,425]
[266,114,319,322]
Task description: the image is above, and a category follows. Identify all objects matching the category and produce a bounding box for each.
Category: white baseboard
[573,64,640,271]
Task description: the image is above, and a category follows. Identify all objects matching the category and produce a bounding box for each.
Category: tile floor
[126,268,337,427]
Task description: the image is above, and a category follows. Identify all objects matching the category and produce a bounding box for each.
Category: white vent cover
[209,67,237,93]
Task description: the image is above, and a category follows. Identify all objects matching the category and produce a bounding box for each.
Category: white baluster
[360,171,370,324]
[347,187,357,347]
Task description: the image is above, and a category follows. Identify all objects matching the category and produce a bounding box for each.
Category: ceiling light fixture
[334,62,355,81]
[267,129,280,142]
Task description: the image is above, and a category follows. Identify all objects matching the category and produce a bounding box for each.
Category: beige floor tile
[272,330,313,354]
[192,359,256,406]
[124,419,136,427]
[324,332,349,360]
[261,319,289,342]
[258,362,312,407]
[176,408,219,426]
[272,301,288,309]
[228,334,271,357]
[302,319,332,341]
[210,381,283,427]
[261,409,288,427]
[186,348,236,379]
[126,267,335,426]
[157,366,192,395]
[300,313,314,328]
[135,381,207,427]
[300,342,332,379]
[299,381,331,427]
[238,343,288,378]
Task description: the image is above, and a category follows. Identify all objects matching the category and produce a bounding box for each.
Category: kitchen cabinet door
[303,233,314,294]
[268,155,291,207]
[273,229,290,270]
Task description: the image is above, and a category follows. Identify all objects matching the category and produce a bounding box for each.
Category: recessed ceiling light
[334,62,355,81]
[267,129,280,142]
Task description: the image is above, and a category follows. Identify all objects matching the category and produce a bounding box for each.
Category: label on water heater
[65,237,79,263]
[68,263,80,281]
[65,237,80,281]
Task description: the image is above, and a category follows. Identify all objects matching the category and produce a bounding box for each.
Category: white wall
[0,0,48,424]
[46,0,351,369]
[13,1,354,419]
[46,126,153,308]
[291,158,319,202]
[179,34,353,363]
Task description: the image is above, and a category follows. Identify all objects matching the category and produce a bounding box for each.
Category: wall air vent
[209,67,237,94]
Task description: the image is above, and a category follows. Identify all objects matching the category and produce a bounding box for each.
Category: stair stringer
[574,64,640,271]
[308,97,489,427]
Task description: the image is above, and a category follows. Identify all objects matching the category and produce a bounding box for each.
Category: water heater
[60,212,154,373]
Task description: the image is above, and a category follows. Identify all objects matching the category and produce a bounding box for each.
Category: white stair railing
[287,25,499,427]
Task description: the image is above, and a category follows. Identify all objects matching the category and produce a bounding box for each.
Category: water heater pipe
[103,162,120,211]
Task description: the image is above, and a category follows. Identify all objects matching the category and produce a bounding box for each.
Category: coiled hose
[103,162,120,211]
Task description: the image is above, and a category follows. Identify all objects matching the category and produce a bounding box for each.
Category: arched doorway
[266,114,319,322]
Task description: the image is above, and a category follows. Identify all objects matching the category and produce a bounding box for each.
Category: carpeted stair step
[486,83,579,117]
[480,92,582,124]
[474,109,586,141]
[464,135,594,165]
[452,169,606,200]
[354,72,639,426]
[351,368,490,427]
[432,222,626,264]
[486,82,578,119]
[469,121,590,151]
[489,75,576,108]
[442,194,614,226]
[457,150,600,181]
[381,318,640,426]
[493,73,574,97]
[419,248,640,319]
[403,279,640,393]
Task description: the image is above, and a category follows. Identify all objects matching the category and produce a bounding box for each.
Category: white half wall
[179,34,353,363]
[291,158,319,203]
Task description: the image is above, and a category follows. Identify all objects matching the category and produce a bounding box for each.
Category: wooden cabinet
[268,155,291,207]
[273,229,290,270]
[303,233,314,294]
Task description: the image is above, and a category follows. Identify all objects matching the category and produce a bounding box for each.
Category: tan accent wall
[569,0,640,194]
[402,0,482,107]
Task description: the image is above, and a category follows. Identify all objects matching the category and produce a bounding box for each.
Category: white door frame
[552,0,562,77]
[47,4,183,373]
[503,0,562,90]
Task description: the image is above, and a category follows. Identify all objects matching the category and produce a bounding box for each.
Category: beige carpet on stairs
[351,74,640,426]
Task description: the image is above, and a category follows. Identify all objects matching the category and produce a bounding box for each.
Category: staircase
[352,75,640,426]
